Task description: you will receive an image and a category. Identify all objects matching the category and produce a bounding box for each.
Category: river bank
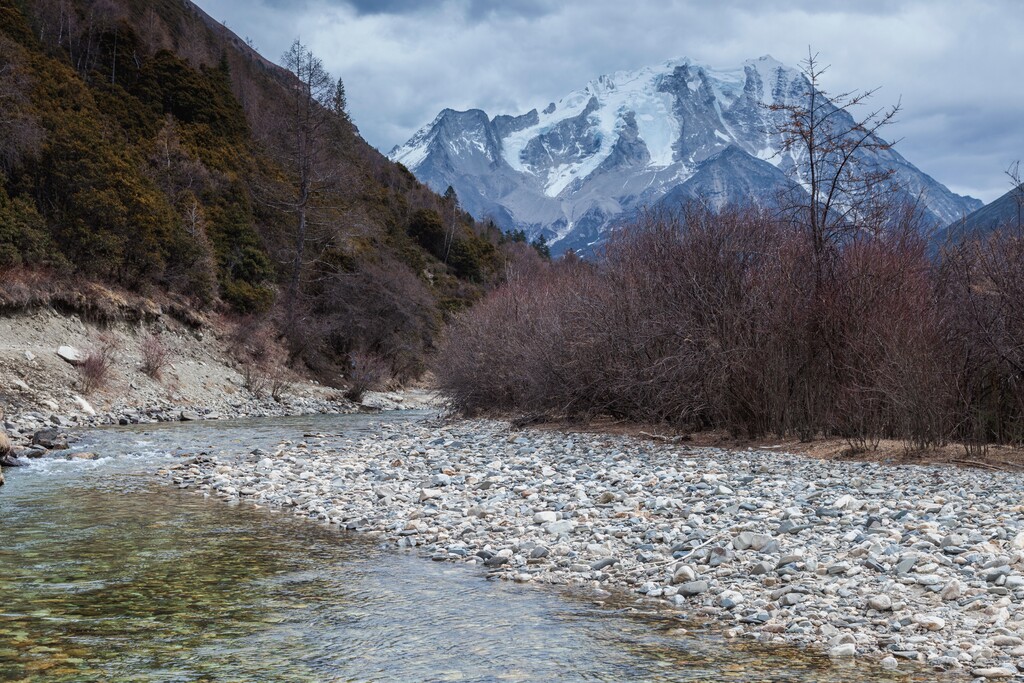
[0,304,443,465]
[0,388,437,468]
[163,417,1024,680]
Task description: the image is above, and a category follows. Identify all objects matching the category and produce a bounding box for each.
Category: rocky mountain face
[945,184,1024,243]
[391,56,982,254]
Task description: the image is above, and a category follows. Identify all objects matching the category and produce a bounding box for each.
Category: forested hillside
[0,0,544,384]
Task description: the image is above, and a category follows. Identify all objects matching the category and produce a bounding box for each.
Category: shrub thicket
[436,205,1024,450]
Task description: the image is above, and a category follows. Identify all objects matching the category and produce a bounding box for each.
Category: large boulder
[0,429,10,458]
[0,431,21,468]
[57,345,84,365]
[32,428,68,450]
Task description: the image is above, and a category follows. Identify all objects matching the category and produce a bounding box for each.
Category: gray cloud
[341,0,552,21]
[201,0,1024,202]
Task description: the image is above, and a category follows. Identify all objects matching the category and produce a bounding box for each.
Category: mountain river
[0,412,948,682]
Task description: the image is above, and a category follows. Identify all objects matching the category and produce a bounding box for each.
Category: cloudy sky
[201,0,1023,203]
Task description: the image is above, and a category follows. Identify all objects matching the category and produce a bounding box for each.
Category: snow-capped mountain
[390,56,982,254]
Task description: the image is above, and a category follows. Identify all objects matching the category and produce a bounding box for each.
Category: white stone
[867,595,892,611]
[912,614,945,631]
[544,520,575,535]
[828,643,856,657]
[419,488,443,501]
[74,395,96,416]
[57,345,84,365]
[672,565,697,584]
[533,511,558,524]
[971,667,1017,679]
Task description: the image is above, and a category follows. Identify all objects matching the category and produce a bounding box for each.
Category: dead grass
[526,417,1024,473]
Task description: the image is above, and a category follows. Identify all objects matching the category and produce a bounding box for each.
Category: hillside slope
[945,183,1024,242]
[0,0,538,388]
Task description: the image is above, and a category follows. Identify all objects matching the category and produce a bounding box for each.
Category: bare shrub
[230,317,288,399]
[241,363,269,398]
[433,260,570,416]
[345,351,389,402]
[270,370,292,402]
[940,220,1024,447]
[309,258,440,383]
[139,332,169,380]
[435,202,1009,449]
[434,193,1024,453]
[78,336,118,394]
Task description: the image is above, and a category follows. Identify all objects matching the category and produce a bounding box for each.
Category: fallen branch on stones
[951,459,1014,472]
[638,431,689,445]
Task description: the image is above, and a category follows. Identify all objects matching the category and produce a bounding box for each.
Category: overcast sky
[201,0,1023,203]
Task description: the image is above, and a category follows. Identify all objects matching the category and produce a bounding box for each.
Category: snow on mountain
[389,56,982,254]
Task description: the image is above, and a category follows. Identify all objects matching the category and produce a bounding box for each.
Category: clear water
[0,413,947,682]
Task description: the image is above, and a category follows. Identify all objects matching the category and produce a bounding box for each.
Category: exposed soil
[0,307,438,423]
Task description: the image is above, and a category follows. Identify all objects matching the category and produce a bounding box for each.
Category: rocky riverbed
[162,417,1024,681]
[0,390,436,465]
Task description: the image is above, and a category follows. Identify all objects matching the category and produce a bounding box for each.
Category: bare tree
[0,37,43,172]
[277,39,351,307]
[1007,160,1022,231]
[770,48,902,271]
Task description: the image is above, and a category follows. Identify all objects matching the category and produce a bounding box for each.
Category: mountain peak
[390,56,981,254]
[748,54,783,66]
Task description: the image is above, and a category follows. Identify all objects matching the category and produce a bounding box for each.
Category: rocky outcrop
[32,428,69,451]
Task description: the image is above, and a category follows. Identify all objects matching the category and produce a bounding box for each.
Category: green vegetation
[0,0,535,385]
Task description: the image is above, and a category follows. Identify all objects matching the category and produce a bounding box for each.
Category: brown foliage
[139,332,169,380]
[436,205,1024,450]
[78,334,117,394]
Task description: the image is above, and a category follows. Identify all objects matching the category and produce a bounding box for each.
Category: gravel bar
[161,418,1024,681]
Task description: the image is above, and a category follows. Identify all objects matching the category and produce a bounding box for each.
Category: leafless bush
[230,317,288,399]
[139,332,169,380]
[78,336,118,395]
[241,363,269,398]
[270,370,292,402]
[309,259,440,384]
[436,202,1024,450]
[345,351,389,402]
[939,220,1024,447]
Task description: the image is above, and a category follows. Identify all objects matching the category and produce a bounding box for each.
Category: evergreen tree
[331,77,350,122]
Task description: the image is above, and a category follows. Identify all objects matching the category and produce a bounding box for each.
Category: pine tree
[331,77,350,122]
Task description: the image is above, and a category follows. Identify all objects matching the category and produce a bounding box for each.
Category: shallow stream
[0,413,947,681]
